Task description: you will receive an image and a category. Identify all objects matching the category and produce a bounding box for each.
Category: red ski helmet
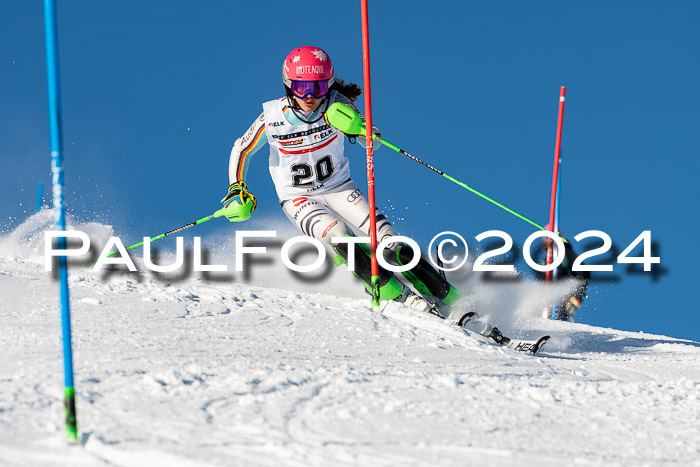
[282,46,335,88]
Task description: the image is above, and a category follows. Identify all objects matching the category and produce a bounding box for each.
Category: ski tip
[79,431,92,446]
[507,335,551,355]
[457,311,477,327]
[532,335,551,355]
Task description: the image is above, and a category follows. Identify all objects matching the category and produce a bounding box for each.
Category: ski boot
[394,285,436,314]
[382,242,462,318]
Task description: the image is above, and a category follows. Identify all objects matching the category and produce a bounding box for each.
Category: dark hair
[331,78,362,101]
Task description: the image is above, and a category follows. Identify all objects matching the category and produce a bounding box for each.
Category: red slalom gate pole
[544,87,566,317]
[360,0,380,311]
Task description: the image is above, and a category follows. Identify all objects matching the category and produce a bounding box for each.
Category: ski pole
[104,208,227,258]
[324,102,558,236]
[375,136,551,233]
[325,102,566,234]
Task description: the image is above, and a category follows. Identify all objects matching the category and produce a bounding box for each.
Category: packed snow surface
[1,212,699,466]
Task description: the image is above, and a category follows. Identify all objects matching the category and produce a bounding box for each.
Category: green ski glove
[220,181,257,222]
[325,102,381,147]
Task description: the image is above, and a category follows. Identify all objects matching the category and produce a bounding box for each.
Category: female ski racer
[220,46,462,315]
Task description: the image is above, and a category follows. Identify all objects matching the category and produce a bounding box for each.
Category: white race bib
[263,94,351,199]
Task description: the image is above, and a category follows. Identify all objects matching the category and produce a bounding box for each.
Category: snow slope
[1,212,699,466]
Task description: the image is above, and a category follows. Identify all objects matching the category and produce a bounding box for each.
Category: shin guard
[386,244,462,305]
[333,241,403,301]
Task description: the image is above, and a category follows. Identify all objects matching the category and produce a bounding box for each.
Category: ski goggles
[290,80,330,99]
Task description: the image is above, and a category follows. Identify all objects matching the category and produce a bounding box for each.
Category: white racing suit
[228,92,460,307]
[280,179,395,247]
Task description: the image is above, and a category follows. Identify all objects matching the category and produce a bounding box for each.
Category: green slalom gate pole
[104,208,227,258]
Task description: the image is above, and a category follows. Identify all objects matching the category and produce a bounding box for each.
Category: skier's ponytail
[331,78,362,102]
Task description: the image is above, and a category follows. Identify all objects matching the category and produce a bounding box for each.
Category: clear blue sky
[1,1,698,340]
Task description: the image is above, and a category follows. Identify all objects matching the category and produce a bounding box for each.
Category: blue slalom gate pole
[36,181,44,212]
[43,0,78,442]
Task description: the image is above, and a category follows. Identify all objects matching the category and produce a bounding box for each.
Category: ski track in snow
[1,212,699,466]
